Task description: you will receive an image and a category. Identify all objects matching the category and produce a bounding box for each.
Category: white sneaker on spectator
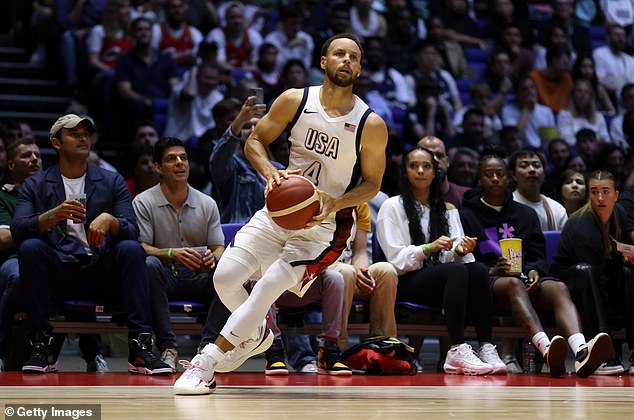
[477,344,507,375]
[299,361,318,373]
[173,354,216,395]
[501,353,523,374]
[86,354,110,373]
[574,332,613,378]
[592,361,625,376]
[161,348,178,373]
[215,320,274,373]
[444,343,493,376]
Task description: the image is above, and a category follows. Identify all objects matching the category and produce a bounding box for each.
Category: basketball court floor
[1,338,633,419]
[1,367,633,419]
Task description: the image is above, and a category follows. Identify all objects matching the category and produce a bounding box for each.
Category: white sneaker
[215,321,274,373]
[477,343,508,375]
[501,353,522,374]
[575,332,613,378]
[444,343,493,376]
[592,361,625,376]
[161,348,178,373]
[173,354,216,395]
[299,361,318,373]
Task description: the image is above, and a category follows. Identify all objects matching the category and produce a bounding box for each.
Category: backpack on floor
[341,336,417,375]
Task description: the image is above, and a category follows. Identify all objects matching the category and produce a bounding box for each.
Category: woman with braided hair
[376,146,506,375]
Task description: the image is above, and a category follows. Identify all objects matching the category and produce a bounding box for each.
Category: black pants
[398,262,492,345]
[19,239,152,341]
[561,263,634,348]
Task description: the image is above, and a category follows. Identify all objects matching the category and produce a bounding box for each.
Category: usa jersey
[286,86,373,199]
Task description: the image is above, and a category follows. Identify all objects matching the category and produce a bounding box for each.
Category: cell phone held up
[248,87,264,105]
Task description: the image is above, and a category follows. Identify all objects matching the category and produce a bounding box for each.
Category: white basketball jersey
[287,86,372,198]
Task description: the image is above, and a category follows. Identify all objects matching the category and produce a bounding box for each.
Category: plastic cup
[192,246,207,256]
[500,238,522,274]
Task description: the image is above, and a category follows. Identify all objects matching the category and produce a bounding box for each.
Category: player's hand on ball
[306,190,333,227]
[264,168,301,195]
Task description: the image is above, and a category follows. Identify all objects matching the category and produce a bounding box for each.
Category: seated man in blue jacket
[10,114,171,375]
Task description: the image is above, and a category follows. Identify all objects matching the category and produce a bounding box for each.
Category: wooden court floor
[1,373,633,420]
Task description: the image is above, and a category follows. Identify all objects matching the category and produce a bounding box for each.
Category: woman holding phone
[376,146,506,375]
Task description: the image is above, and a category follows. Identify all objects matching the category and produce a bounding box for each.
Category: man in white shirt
[502,77,556,149]
[609,83,634,149]
[164,63,224,141]
[263,5,314,73]
[509,149,568,231]
[593,23,634,98]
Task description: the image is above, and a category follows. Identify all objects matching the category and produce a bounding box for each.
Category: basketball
[266,175,321,230]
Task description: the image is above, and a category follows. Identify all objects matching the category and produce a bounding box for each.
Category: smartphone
[248,87,264,105]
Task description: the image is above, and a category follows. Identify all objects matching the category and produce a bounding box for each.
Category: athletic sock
[567,333,586,354]
[532,332,550,356]
[200,343,224,368]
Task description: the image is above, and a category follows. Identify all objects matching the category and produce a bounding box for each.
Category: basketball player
[174,33,388,394]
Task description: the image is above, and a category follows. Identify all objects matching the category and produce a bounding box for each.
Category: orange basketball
[266,175,321,230]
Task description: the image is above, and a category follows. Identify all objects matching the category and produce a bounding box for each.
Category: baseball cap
[49,114,95,137]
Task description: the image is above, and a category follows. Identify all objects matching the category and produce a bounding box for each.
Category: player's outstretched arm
[244,88,303,191]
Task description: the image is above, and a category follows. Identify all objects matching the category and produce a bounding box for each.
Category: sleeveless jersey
[100,37,132,69]
[224,29,251,68]
[159,23,194,65]
[286,86,373,199]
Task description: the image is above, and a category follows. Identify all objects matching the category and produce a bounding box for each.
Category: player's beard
[326,67,356,87]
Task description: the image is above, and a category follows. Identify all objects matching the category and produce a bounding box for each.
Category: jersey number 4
[302,161,322,186]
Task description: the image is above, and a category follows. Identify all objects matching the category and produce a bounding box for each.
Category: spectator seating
[153,98,170,137]
[47,224,626,340]
[543,230,561,265]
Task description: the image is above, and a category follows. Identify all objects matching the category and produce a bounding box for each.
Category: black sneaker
[317,341,352,376]
[128,333,173,375]
[545,335,568,378]
[264,338,289,375]
[22,332,58,373]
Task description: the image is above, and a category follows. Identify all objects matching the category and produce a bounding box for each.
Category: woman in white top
[557,79,611,145]
[376,147,506,376]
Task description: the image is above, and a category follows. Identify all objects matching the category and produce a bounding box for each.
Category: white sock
[567,333,586,354]
[532,332,550,356]
[200,343,224,368]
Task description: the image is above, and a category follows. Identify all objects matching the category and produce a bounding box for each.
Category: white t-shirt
[263,30,314,73]
[557,109,611,145]
[593,45,634,93]
[62,174,90,251]
[501,103,556,148]
[376,196,474,276]
[600,0,634,27]
[513,190,568,231]
[164,69,225,140]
